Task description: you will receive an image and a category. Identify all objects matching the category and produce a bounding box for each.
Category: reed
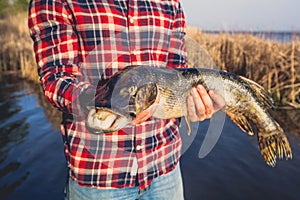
[0,12,37,82]
[186,27,300,108]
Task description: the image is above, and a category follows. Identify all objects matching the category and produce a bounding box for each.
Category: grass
[0,14,299,107]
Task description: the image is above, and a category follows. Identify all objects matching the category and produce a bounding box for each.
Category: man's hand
[187,85,225,122]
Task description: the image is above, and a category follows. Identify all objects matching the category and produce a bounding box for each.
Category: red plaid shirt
[28,0,187,190]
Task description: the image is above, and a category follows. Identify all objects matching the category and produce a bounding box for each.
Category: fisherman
[28,1,224,199]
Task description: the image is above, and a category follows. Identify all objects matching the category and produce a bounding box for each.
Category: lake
[1,76,300,200]
[202,30,300,43]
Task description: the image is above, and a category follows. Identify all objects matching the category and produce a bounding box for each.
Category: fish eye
[128,85,137,95]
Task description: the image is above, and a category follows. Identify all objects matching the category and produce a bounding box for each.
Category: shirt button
[136,145,142,150]
[129,18,134,24]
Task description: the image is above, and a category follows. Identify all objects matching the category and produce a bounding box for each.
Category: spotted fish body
[86,66,292,167]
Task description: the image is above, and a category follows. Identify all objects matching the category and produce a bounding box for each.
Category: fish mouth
[86,107,130,134]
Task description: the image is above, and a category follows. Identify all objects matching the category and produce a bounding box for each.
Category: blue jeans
[66,164,184,200]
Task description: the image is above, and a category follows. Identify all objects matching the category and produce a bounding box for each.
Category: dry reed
[0,12,37,82]
[186,27,300,108]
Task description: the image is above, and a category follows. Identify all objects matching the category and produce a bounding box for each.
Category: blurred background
[0,0,299,199]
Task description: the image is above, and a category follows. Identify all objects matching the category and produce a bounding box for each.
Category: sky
[180,0,300,31]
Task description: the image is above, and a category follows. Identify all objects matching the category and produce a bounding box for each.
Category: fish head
[105,67,157,118]
[86,66,158,134]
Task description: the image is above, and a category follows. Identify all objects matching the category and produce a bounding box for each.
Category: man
[28,0,223,199]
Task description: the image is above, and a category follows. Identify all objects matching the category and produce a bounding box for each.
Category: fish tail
[257,124,292,167]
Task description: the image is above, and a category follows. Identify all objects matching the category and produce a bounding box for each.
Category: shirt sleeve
[28,0,91,117]
[167,1,187,69]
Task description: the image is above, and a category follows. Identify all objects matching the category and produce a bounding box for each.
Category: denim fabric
[66,164,184,200]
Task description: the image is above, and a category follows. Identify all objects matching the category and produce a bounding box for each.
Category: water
[203,30,300,43]
[0,77,66,200]
[1,77,300,200]
[180,120,300,200]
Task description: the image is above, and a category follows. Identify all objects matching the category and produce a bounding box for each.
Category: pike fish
[86,66,292,166]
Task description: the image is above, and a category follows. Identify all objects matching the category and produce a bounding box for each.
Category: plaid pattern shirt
[28,0,187,190]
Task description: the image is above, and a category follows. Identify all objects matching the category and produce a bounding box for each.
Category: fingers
[188,87,206,122]
[131,100,158,124]
[209,90,226,111]
[187,85,225,122]
[188,85,213,122]
[131,109,153,125]
[196,85,214,118]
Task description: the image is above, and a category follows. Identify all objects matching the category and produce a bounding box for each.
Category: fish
[85,66,292,167]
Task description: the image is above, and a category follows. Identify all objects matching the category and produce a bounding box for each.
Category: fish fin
[239,76,274,108]
[226,112,256,136]
[184,115,191,136]
[135,83,158,115]
[257,123,292,167]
